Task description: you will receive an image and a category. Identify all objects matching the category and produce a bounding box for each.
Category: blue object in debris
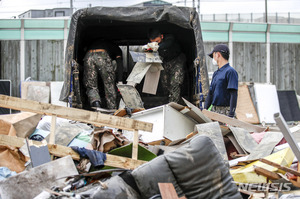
[0,167,17,181]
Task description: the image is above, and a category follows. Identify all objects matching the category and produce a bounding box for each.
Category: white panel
[124,105,196,142]
[50,81,67,107]
[126,106,165,143]
[254,84,280,124]
[163,106,197,141]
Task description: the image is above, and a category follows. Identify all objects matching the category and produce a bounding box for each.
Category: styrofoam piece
[253,84,280,124]
[50,81,67,107]
[124,105,197,143]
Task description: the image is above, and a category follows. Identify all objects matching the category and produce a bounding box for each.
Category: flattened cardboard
[236,85,260,124]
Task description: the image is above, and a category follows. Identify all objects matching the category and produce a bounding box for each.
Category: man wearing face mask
[147,28,185,103]
[204,44,238,117]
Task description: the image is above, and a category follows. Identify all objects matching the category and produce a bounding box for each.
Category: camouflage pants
[83,51,117,109]
[211,106,236,118]
[161,53,185,103]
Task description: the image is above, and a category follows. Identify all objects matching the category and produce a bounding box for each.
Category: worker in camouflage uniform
[148,29,186,103]
[83,40,123,109]
[204,44,238,117]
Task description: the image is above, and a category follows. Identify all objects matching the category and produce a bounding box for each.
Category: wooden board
[0,134,146,170]
[236,85,260,124]
[0,95,152,132]
[202,109,266,133]
[158,183,186,199]
[254,166,281,180]
[260,158,300,177]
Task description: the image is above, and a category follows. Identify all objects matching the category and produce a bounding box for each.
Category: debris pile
[0,82,300,199]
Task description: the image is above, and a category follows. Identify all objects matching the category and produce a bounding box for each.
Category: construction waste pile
[0,81,300,199]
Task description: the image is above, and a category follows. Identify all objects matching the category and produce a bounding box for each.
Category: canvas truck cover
[59,6,209,108]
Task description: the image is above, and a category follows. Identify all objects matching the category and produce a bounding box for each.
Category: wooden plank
[0,95,152,132]
[158,183,185,199]
[0,134,146,170]
[49,115,57,144]
[297,163,300,183]
[202,109,266,133]
[132,130,139,160]
[259,158,300,177]
[254,166,281,180]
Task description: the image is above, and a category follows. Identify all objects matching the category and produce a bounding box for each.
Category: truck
[59,6,209,110]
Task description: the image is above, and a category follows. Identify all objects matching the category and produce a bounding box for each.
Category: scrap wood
[158,183,187,199]
[202,109,266,133]
[0,94,153,132]
[147,138,172,146]
[290,179,300,188]
[0,134,147,170]
[259,158,300,177]
[113,108,145,117]
[253,166,281,180]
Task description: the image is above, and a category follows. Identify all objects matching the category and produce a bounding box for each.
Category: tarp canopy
[59,6,209,108]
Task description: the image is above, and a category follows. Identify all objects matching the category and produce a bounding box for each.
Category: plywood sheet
[236,85,259,124]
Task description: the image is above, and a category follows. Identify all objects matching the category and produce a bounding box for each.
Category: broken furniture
[124,104,197,143]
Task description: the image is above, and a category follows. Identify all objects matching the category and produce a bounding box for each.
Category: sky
[0,0,299,19]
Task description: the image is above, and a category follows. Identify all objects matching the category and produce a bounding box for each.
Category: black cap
[208,44,230,58]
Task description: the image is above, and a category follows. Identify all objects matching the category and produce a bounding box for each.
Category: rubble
[0,79,300,198]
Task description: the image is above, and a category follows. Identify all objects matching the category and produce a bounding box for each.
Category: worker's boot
[91,101,101,108]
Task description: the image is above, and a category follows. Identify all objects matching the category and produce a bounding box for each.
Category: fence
[0,19,300,98]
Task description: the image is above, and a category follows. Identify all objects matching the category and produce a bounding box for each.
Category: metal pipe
[274,112,300,161]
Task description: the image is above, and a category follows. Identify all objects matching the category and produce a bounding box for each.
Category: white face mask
[212,58,218,66]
